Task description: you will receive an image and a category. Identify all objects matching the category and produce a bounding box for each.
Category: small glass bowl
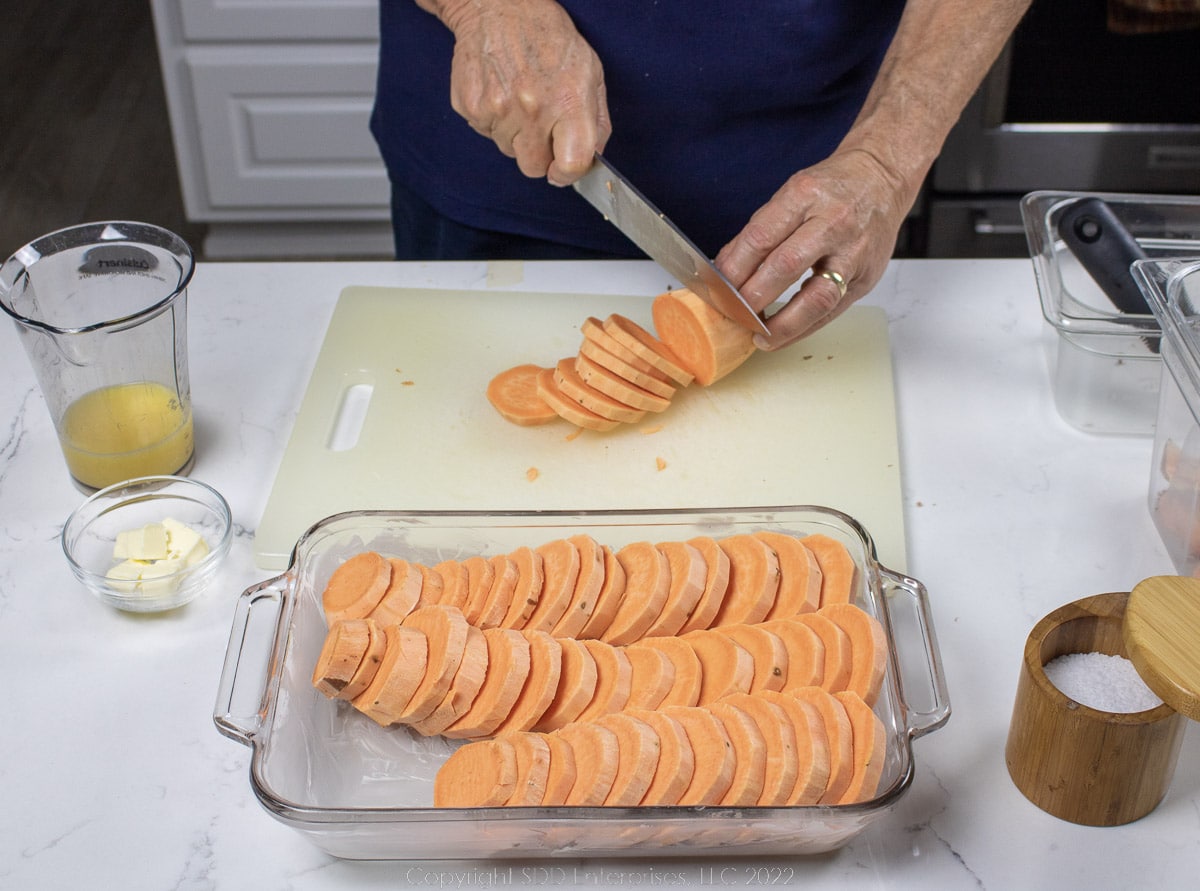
[62,475,232,612]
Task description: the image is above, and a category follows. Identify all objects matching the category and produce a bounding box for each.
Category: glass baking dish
[215,506,950,860]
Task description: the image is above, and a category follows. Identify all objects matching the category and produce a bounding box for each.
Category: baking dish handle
[213,573,293,746]
[878,565,951,739]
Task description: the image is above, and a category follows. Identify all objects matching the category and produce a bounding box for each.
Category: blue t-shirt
[371,1,905,258]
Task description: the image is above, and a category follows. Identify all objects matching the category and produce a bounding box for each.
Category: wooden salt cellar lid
[1125,576,1200,721]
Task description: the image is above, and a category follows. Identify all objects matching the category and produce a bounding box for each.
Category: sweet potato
[573,351,673,412]
[434,559,471,611]
[475,554,519,629]
[537,365,622,431]
[651,288,757,386]
[322,550,391,623]
[525,537,581,633]
[551,534,605,638]
[677,536,731,634]
[624,708,695,805]
[486,363,559,427]
[533,637,599,732]
[797,612,852,693]
[460,555,496,626]
[395,605,471,724]
[682,628,754,705]
[623,642,676,710]
[337,617,388,701]
[595,712,661,806]
[502,731,553,805]
[705,700,767,806]
[352,625,429,726]
[501,545,545,629]
[433,737,518,807]
[311,617,373,698]
[662,706,736,806]
[757,689,832,805]
[628,636,703,708]
[602,313,694,387]
[442,627,532,740]
[784,686,851,805]
[713,534,781,626]
[819,603,888,706]
[760,618,826,691]
[553,357,648,424]
[603,541,671,645]
[644,540,707,638]
[718,623,788,693]
[803,534,857,606]
[574,638,633,721]
[833,691,887,804]
[370,557,424,627]
[718,692,798,806]
[492,631,563,734]
[576,339,676,400]
[576,545,627,639]
[542,731,579,806]
[555,721,620,806]
[581,317,676,386]
[754,531,822,618]
[411,625,489,736]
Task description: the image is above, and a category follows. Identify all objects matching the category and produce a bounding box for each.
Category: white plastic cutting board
[255,286,905,570]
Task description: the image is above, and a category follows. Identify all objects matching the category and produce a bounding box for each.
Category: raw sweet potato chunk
[486,363,559,427]
[434,559,471,611]
[460,555,496,626]
[718,623,789,693]
[553,357,648,424]
[352,625,429,726]
[492,630,563,734]
[713,534,781,627]
[551,534,605,638]
[819,602,888,706]
[718,692,798,806]
[755,530,822,618]
[803,534,857,606]
[622,642,676,710]
[322,550,391,623]
[706,700,767,806]
[433,737,519,807]
[784,686,850,805]
[644,540,707,638]
[525,537,580,633]
[761,617,826,691]
[555,721,620,806]
[541,731,579,806]
[533,637,599,732]
[311,617,373,698]
[682,628,754,705]
[624,708,695,805]
[369,557,423,627]
[502,731,553,805]
[412,625,489,736]
[651,288,757,386]
[797,612,852,693]
[577,339,676,400]
[443,627,532,740]
[603,541,671,645]
[395,605,471,724]
[475,554,520,629]
[757,689,832,805]
[574,638,633,722]
[337,617,388,701]
[662,706,736,806]
[834,691,887,804]
[677,536,730,634]
[628,636,703,708]
[595,712,661,806]
[573,351,673,411]
[577,545,627,639]
[537,365,621,432]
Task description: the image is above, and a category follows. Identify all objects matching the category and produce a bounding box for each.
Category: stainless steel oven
[923,0,1200,257]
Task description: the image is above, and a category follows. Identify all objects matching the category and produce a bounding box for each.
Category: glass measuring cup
[0,222,196,492]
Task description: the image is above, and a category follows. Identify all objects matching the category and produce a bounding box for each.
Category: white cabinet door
[186,45,388,213]
[179,0,379,41]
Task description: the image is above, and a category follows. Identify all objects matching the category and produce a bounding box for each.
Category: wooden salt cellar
[1005,579,1200,826]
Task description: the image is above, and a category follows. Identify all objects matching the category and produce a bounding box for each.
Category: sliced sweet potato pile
[819,602,887,706]
[524,537,580,632]
[713,534,781,626]
[576,339,676,400]
[434,559,470,612]
[718,692,798,806]
[682,628,754,705]
[474,554,519,629]
[553,356,648,424]
[551,534,604,638]
[576,544,627,639]
[322,550,391,623]
[706,699,767,806]
[460,555,496,626]
[485,363,559,427]
[622,642,676,710]
[602,313,694,387]
[651,287,757,387]
[536,365,621,432]
[629,636,703,708]
[311,617,373,698]
[581,317,677,388]
[442,627,532,740]
[834,690,887,804]
[662,705,736,806]
[555,721,620,806]
[502,730,553,805]
[433,736,518,807]
[761,617,826,691]
[533,637,599,732]
[412,625,489,736]
[803,534,857,606]
[491,630,563,734]
[352,625,429,726]
[783,686,850,805]
[796,612,853,694]
[603,541,671,645]
[718,623,789,693]
[501,545,545,629]
[395,605,471,724]
[754,531,822,618]
[624,707,695,806]
[677,536,730,634]
[595,712,661,805]
[574,638,633,722]
[369,557,425,627]
[541,731,579,806]
[644,540,707,638]
[573,351,673,412]
[756,689,832,805]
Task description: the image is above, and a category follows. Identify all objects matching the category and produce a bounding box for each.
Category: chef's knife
[573,153,769,335]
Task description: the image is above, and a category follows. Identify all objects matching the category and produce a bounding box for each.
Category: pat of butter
[113,523,170,561]
[162,517,209,565]
[106,518,209,595]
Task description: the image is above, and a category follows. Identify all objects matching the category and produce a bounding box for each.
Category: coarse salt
[1043,652,1163,713]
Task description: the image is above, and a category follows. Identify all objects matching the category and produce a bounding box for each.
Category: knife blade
[573,153,769,335]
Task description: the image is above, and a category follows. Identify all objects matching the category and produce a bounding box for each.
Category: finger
[510,124,554,179]
[546,88,611,186]
[753,271,851,351]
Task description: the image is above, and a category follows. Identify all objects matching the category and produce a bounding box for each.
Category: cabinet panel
[178,0,379,41]
[186,46,388,210]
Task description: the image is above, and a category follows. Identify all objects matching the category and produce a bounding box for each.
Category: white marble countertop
[2,258,1195,890]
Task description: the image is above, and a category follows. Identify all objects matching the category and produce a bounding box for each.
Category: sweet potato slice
[602,541,671,645]
[576,339,676,400]
[395,605,471,724]
[706,700,767,806]
[623,708,695,806]
[683,628,754,705]
[677,536,730,634]
[492,630,563,734]
[630,636,703,708]
[662,706,736,806]
[411,624,489,736]
[602,313,695,387]
[553,357,648,424]
[834,691,887,804]
[755,530,822,618]
[573,638,633,723]
[576,545,627,640]
[623,642,676,710]
[525,537,580,632]
[475,554,520,629]
[533,637,599,732]
[460,555,496,626]
[351,625,429,726]
[433,737,518,807]
[581,317,676,385]
[443,627,532,740]
[783,686,850,805]
[555,721,620,806]
[486,363,559,427]
[803,534,857,606]
[541,731,579,806]
[819,603,888,706]
[369,557,424,627]
[501,545,545,629]
[322,550,392,623]
[573,351,673,412]
[551,534,605,638]
[797,612,852,693]
[651,288,757,386]
[718,692,799,807]
[595,712,661,806]
[718,623,789,693]
[312,618,373,698]
[760,618,826,691]
[644,540,708,638]
[334,617,388,701]
[434,559,471,611]
[501,731,553,805]
[757,689,832,805]
[712,534,780,626]
[536,365,621,432]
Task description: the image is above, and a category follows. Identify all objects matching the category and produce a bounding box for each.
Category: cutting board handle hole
[327,382,374,451]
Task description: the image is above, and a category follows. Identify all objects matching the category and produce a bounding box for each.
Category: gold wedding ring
[819,269,848,300]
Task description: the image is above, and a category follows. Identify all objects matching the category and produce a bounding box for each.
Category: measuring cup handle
[878,565,952,739]
[213,573,294,746]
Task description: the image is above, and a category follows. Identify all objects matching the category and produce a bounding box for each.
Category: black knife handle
[1057,197,1151,317]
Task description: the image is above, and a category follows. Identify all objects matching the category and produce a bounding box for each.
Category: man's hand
[420,0,610,185]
